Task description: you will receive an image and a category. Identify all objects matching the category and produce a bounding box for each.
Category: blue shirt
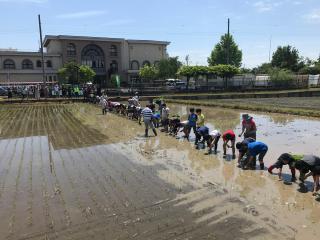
[188,113,198,127]
[248,142,268,157]
[197,126,209,136]
[153,113,160,119]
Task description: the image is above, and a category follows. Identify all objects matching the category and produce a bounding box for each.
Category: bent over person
[268,153,303,182]
[295,155,320,195]
[141,105,157,137]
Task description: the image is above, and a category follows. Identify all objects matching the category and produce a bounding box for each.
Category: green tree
[269,68,295,87]
[252,63,272,74]
[271,45,302,72]
[79,65,96,83]
[208,34,242,67]
[139,65,159,80]
[158,57,182,79]
[58,62,96,84]
[210,64,239,88]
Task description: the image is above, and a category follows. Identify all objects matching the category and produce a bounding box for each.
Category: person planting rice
[222,130,236,159]
[207,129,221,154]
[295,155,320,195]
[239,114,257,140]
[140,104,157,137]
[268,153,304,182]
[246,141,268,170]
[185,108,198,140]
[195,126,209,149]
[236,137,256,168]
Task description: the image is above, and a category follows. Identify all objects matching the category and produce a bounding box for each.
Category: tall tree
[208,34,242,67]
[271,45,301,72]
[157,57,182,79]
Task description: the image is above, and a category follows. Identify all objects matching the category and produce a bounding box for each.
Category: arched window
[130,60,140,70]
[110,60,118,74]
[142,60,151,67]
[3,59,15,69]
[46,60,52,68]
[81,44,105,71]
[22,59,33,69]
[67,43,76,56]
[110,45,117,57]
[36,60,42,68]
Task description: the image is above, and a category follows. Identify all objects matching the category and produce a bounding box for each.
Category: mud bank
[165,98,320,118]
[0,103,319,239]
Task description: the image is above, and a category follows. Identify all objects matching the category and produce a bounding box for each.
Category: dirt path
[0,103,318,239]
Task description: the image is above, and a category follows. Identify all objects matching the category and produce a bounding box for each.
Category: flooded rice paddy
[0,102,319,239]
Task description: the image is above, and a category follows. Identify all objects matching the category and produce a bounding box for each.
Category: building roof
[44,35,170,47]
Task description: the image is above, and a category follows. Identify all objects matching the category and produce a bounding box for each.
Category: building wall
[0,53,61,84]
[127,42,167,69]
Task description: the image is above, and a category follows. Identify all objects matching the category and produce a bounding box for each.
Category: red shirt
[242,119,256,132]
[223,130,235,141]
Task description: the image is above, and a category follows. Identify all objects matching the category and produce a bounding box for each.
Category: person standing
[141,105,157,137]
[185,108,198,139]
[239,114,257,139]
[196,108,205,128]
[161,103,170,132]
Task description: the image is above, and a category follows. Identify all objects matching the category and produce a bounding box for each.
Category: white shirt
[210,130,221,138]
[161,107,170,119]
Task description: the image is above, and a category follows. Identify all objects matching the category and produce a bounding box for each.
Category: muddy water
[0,103,319,239]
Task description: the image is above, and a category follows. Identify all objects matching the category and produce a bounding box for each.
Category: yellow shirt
[197,113,205,127]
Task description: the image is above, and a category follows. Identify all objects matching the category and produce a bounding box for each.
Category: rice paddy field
[0,102,319,240]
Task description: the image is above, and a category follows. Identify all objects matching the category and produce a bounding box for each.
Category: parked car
[0,87,8,96]
[165,79,187,91]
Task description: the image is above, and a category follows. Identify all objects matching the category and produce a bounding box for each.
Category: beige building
[0,35,170,86]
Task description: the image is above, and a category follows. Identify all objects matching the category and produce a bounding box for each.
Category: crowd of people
[97,93,320,197]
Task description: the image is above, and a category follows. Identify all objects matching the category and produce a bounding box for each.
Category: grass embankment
[165,98,320,118]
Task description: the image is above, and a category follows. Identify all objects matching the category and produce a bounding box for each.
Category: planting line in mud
[39,106,72,233]
[67,106,175,202]
[6,105,33,236]
[75,105,196,193]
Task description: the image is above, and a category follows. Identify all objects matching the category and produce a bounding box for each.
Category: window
[49,76,52,82]
[53,76,57,82]
[67,43,76,56]
[36,60,42,68]
[81,44,105,71]
[110,45,117,57]
[3,59,15,69]
[22,59,33,69]
[46,60,52,68]
[130,60,139,70]
[142,61,151,67]
[110,60,118,73]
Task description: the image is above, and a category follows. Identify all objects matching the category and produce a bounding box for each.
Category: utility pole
[268,35,272,63]
[227,18,230,65]
[38,14,46,85]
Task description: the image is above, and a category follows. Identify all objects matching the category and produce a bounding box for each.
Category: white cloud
[0,0,47,3]
[305,9,320,22]
[57,10,106,19]
[253,1,282,12]
[102,19,135,27]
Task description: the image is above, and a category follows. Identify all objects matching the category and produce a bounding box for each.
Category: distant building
[0,35,170,86]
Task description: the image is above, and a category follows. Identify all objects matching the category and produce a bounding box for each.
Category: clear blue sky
[0,0,319,67]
